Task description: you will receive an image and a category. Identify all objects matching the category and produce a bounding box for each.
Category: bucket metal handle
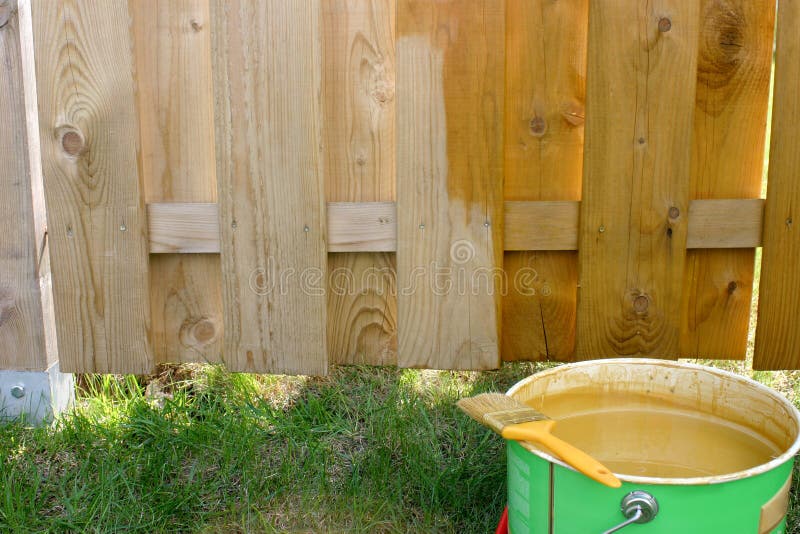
[602,491,659,534]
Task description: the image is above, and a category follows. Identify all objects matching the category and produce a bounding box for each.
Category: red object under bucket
[495,506,509,534]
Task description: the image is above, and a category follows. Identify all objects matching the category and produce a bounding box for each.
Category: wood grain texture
[504,201,580,251]
[322,0,397,365]
[503,0,588,361]
[211,0,327,374]
[686,199,764,249]
[396,0,504,369]
[681,0,774,359]
[754,0,800,370]
[31,0,152,373]
[132,0,223,365]
[146,199,765,255]
[576,1,699,359]
[0,0,55,370]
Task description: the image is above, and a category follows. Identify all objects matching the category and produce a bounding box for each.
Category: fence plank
[396,0,504,369]
[31,0,152,373]
[323,0,397,366]
[576,1,699,359]
[681,0,774,359]
[502,0,588,361]
[132,0,222,365]
[0,0,55,370]
[754,0,800,370]
[211,0,327,374]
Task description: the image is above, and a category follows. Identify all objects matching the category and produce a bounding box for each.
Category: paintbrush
[457,393,621,488]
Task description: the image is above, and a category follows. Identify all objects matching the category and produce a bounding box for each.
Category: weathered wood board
[31,0,152,373]
[211,0,327,374]
[323,0,397,366]
[132,0,223,365]
[0,0,56,371]
[576,1,700,359]
[396,0,504,369]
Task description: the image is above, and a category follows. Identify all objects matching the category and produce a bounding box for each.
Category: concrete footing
[0,362,74,424]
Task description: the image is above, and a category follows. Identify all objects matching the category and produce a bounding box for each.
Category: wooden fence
[2,0,799,375]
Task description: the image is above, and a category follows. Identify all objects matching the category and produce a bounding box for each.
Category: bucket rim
[505,357,800,486]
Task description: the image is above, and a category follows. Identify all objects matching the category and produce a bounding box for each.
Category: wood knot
[668,206,680,219]
[658,17,672,33]
[370,63,395,106]
[58,127,85,157]
[633,294,650,314]
[190,19,203,32]
[180,317,217,347]
[529,116,547,137]
[727,281,737,294]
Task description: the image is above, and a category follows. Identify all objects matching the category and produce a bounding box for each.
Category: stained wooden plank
[754,0,800,370]
[502,0,588,362]
[211,0,327,374]
[322,0,397,366]
[504,201,580,252]
[576,1,700,359]
[31,0,152,373]
[396,0,504,369]
[132,0,223,365]
[0,0,56,370]
[682,0,774,359]
[686,199,764,249]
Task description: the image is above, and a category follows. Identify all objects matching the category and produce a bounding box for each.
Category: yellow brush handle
[501,420,622,488]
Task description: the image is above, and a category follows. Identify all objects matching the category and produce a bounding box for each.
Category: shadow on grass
[0,362,553,533]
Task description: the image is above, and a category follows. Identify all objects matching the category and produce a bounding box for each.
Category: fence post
[0,0,73,423]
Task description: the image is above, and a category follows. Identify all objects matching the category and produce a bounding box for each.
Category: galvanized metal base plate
[0,362,74,424]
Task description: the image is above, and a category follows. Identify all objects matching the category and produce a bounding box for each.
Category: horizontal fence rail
[3,0,798,374]
[147,199,766,254]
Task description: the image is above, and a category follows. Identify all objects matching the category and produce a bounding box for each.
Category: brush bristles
[456,393,548,435]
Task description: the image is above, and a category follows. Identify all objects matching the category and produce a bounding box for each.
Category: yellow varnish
[525,392,781,478]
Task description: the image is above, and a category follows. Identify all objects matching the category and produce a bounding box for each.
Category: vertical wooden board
[502,0,588,361]
[576,1,699,359]
[132,0,223,365]
[681,0,774,360]
[322,0,397,366]
[0,0,50,370]
[396,1,504,370]
[31,0,152,373]
[211,0,327,374]
[754,0,800,370]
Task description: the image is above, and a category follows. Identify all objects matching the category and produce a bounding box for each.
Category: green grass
[0,362,559,533]
[1,361,798,533]
[0,359,799,532]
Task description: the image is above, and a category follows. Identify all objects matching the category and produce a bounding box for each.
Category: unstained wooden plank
[754,0,800,370]
[31,0,152,373]
[396,0,504,370]
[132,0,223,365]
[681,0,774,359]
[576,1,700,359]
[323,0,397,366]
[0,0,55,371]
[502,0,588,362]
[211,0,327,374]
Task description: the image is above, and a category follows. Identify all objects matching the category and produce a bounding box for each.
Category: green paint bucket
[505,359,800,533]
